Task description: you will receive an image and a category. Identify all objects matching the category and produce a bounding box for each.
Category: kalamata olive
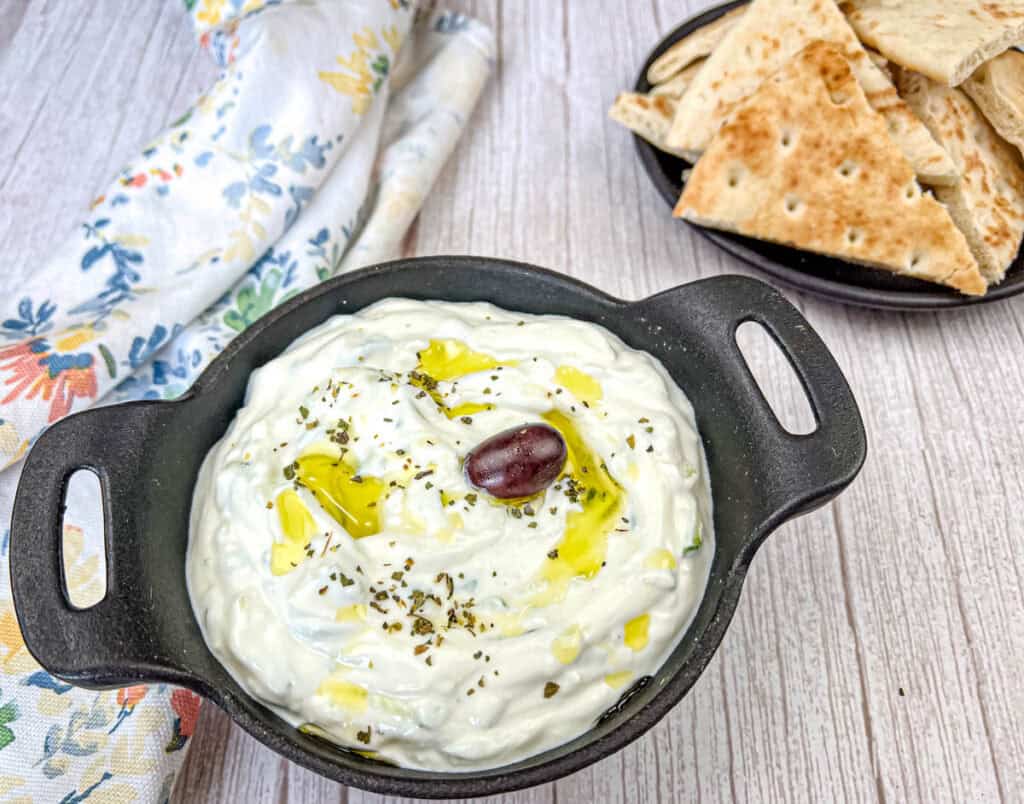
[465,423,567,499]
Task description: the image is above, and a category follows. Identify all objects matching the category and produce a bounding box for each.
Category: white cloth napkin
[0,1,493,800]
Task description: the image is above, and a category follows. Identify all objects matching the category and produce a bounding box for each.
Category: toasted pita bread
[897,69,1024,283]
[608,92,682,155]
[866,49,891,80]
[647,6,746,85]
[962,49,1024,157]
[842,1,1024,87]
[675,42,986,296]
[650,59,705,99]
[665,0,959,186]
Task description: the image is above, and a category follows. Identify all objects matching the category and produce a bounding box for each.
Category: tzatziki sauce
[187,298,712,771]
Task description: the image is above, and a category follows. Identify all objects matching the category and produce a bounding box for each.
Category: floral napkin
[0,1,493,800]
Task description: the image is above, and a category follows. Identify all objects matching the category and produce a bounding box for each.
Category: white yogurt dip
[187,298,713,771]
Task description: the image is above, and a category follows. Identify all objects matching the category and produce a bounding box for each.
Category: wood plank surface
[2,1,1021,802]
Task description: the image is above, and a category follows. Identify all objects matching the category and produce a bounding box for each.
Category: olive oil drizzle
[533,409,625,604]
[554,365,603,405]
[411,339,516,420]
[272,453,386,575]
[293,453,385,539]
[271,489,318,575]
[416,339,516,382]
[624,613,650,651]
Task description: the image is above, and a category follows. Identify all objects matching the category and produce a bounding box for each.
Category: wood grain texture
[2,1,1022,802]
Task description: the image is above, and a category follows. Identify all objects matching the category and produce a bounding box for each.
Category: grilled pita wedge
[665,0,958,186]
[650,59,705,99]
[842,0,1024,87]
[898,69,1024,284]
[962,49,1024,158]
[675,42,986,296]
[646,6,746,84]
[608,92,681,155]
[866,49,891,81]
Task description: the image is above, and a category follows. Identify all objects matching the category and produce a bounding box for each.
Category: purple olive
[465,423,567,499]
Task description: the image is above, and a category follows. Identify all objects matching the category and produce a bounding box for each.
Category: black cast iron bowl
[10,256,866,798]
[633,0,1024,311]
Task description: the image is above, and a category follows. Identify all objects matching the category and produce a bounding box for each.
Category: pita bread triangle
[665,0,958,186]
[962,49,1024,158]
[646,5,746,84]
[675,41,987,296]
[608,92,681,155]
[897,69,1024,284]
[650,59,705,99]
[843,0,1024,87]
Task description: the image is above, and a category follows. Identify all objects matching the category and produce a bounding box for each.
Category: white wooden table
[3,1,1023,801]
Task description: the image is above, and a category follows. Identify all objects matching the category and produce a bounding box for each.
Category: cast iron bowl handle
[10,400,192,689]
[639,275,866,561]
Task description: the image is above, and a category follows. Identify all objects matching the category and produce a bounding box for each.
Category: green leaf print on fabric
[0,697,19,750]
[223,277,279,332]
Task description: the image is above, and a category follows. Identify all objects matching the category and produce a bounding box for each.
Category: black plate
[634,0,1024,311]
[10,257,866,798]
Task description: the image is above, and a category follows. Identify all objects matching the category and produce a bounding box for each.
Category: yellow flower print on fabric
[382,25,402,54]
[61,524,106,609]
[0,421,23,465]
[53,327,96,353]
[193,0,267,31]
[109,730,160,776]
[319,27,394,115]
[353,29,380,52]
[39,695,117,780]
[196,0,227,27]
[0,776,25,799]
[0,608,33,676]
[320,52,374,115]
